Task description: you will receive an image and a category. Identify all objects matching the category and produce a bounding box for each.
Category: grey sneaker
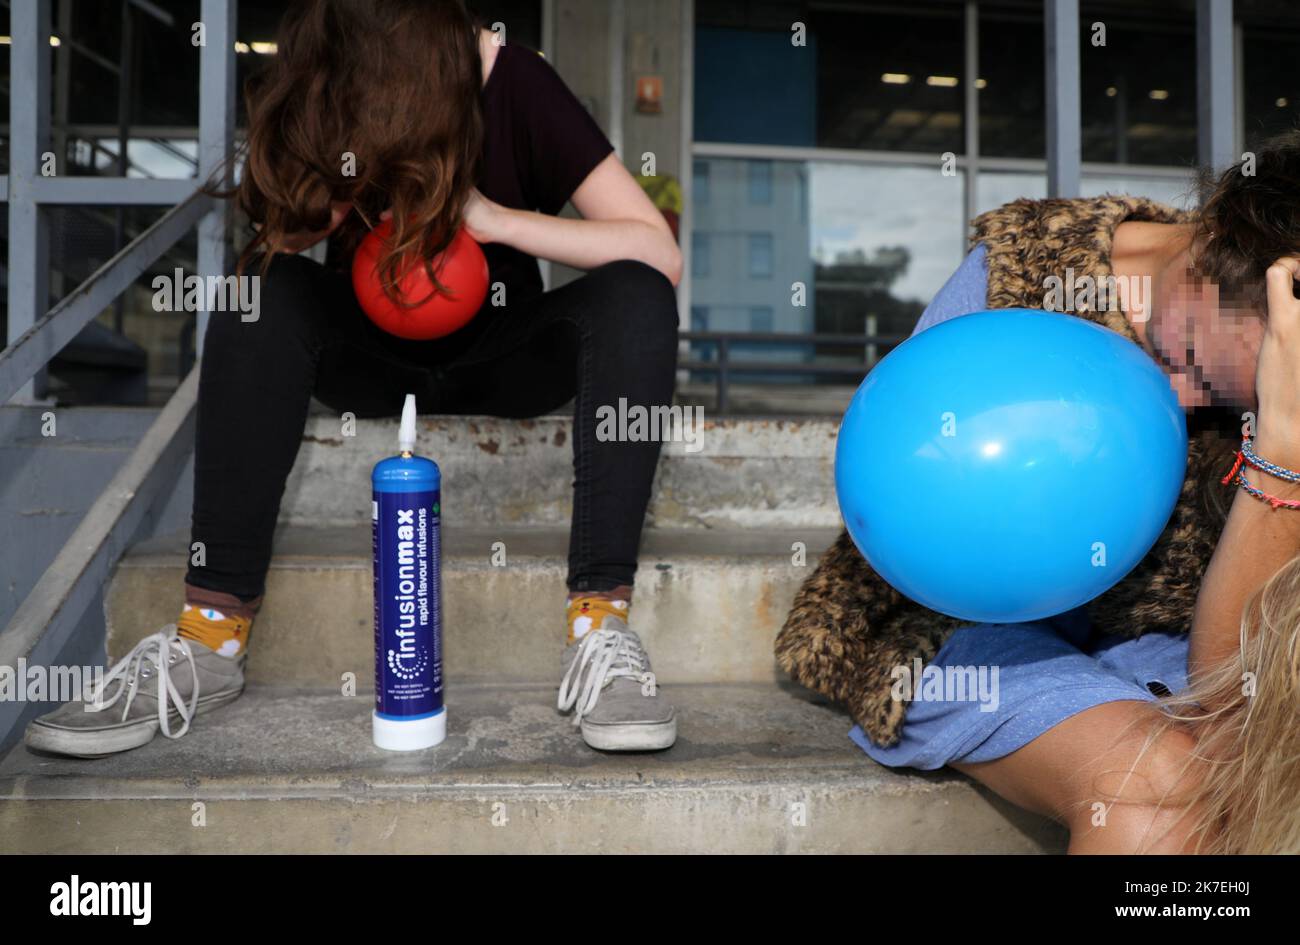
[557,621,677,751]
[24,625,244,758]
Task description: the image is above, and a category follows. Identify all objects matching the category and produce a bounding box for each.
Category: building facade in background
[2,0,1298,407]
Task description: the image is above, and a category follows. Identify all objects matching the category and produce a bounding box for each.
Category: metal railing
[0,191,213,404]
[3,0,235,403]
[680,330,909,413]
[0,0,237,746]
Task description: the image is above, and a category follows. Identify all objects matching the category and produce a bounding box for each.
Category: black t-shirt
[478,42,614,302]
[330,43,613,362]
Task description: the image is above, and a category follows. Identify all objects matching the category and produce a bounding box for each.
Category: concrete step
[0,683,1064,853]
[108,524,841,687]
[281,414,839,529]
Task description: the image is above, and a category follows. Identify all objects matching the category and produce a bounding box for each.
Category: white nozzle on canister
[398,394,417,454]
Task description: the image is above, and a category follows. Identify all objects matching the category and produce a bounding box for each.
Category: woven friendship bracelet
[1222,438,1300,509]
[1225,470,1300,510]
[1240,437,1300,484]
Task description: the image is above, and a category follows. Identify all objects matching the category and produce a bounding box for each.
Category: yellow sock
[566,597,630,644]
[177,603,252,658]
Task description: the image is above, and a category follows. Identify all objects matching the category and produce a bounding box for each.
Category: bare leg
[953,700,1205,854]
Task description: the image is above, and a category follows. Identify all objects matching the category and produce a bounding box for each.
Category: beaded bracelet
[1221,438,1300,509]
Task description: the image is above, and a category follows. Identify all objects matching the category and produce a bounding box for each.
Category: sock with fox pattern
[566,586,633,644]
[177,585,260,658]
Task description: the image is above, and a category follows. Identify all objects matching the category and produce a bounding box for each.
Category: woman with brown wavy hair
[27,0,683,757]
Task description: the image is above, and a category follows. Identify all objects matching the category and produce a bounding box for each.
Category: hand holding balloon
[461,188,507,245]
[351,220,489,341]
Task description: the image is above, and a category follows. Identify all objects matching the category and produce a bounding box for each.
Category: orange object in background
[351,220,489,341]
[635,75,663,114]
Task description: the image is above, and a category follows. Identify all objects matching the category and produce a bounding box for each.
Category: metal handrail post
[717,336,730,414]
[197,0,237,355]
[7,0,54,404]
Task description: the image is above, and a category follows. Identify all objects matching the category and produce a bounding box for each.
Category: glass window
[750,306,774,332]
[1079,3,1197,166]
[748,160,773,205]
[695,1,965,154]
[747,233,774,278]
[796,166,809,224]
[1240,9,1300,151]
[977,170,1196,223]
[691,157,807,364]
[814,5,965,154]
[810,163,965,320]
[694,13,817,147]
[690,157,965,383]
[976,170,1197,220]
[692,233,712,278]
[979,8,1045,159]
[693,159,711,206]
[980,2,1201,165]
[1080,173,1197,210]
[975,172,1047,218]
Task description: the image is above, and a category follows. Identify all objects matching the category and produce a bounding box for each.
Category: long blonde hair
[1147,555,1300,853]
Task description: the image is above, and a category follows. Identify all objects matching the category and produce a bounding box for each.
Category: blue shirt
[912,243,990,337]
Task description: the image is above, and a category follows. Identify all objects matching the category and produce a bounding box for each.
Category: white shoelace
[557,628,654,726]
[85,626,201,739]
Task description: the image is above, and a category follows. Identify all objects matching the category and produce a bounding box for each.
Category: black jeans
[187,255,679,601]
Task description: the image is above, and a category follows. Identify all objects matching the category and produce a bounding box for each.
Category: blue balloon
[835,308,1187,623]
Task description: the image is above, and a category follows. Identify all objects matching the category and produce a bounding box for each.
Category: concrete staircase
[0,414,1065,853]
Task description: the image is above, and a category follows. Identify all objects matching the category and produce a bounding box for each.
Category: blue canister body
[371,455,444,725]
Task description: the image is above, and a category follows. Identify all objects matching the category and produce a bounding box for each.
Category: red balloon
[351,220,489,340]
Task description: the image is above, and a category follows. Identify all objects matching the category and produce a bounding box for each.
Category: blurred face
[1145,264,1265,411]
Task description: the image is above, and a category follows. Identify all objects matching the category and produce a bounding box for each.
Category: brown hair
[1194,129,1300,312]
[233,0,483,299]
